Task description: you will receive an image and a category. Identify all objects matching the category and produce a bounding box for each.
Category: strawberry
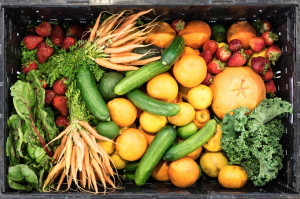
[52,96,68,116]
[265,80,276,96]
[66,25,84,39]
[215,45,231,62]
[23,35,44,50]
[53,78,68,95]
[171,19,185,32]
[207,60,225,74]
[27,27,36,34]
[45,90,56,106]
[22,61,37,74]
[203,40,218,55]
[36,41,54,64]
[36,22,51,37]
[61,37,76,51]
[228,49,248,67]
[56,116,69,128]
[249,37,265,52]
[200,50,213,65]
[228,39,242,53]
[261,31,278,46]
[244,49,253,58]
[51,24,65,46]
[266,44,281,65]
[83,24,94,39]
[263,21,272,32]
[202,72,213,85]
[260,67,273,81]
[251,56,270,74]
[39,79,48,89]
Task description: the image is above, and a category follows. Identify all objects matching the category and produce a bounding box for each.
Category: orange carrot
[116,14,135,25]
[78,121,112,142]
[43,159,65,191]
[109,53,148,64]
[111,23,136,42]
[76,145,82,172]
[97,15,114,34]
[71,145,78,185]
[96,33,119,45]
[101,167,115,188]
[65,136,73,176]
[102,11,126,35]
[128,56,161,65]
[80,162,87,188]
[52,145,61,163]
[90,146,104,169]
[67,171,73,189]
[49,168,63,184]
[95,58,139,71]
[89,12,102,42]
[83,139,91,189]
[110,52,139,57]
[110,31,147,47]
[97,143,114,176]
[56,170,66,191]
[56,135,68,162]
[103,44,148,54]
[80,130,101,154]
[91,158,106,188]
[72,129,85,171]
[47,125,71,146]
[89,164,98,193]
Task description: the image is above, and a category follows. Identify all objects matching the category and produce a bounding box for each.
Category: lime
[197,163,202,180]
[211,23,226,42]
[96,121,120,139]
[98,72,124,102]
[177,122,198,139]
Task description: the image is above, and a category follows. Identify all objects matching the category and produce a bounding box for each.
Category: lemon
[187,84,213,110]
[203,124,222,152]
[140,112,167,133]
[178,84,191,101]
[200,151,228,177]
[217,42,227,49]
[247,47,267,67]
[167,102,195,126]
[97,138,115,155]
[110,150,128,169]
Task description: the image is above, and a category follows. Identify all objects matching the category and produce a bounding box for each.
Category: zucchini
[161,36,185,66]
[127,89,180,116]
[135,125,177,186]
[124,160,140,173]
[77,66,110,121]
[114,61,172,95]
[164,120,216,161]
[124,171,135,181]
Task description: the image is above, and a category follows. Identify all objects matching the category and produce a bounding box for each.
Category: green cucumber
[114,61,172,95]
[125,71,135,77]
[164,120,216,161]
[177,122,198,139]
[132,44,162,60]
[124,160,140,173]
[161,36,185,66]
[77,66,110,121]
[135,125,177,186]
[124,171,135,181]
[127,89,180,116]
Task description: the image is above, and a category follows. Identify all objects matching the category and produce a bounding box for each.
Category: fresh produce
[131,44,161,61]
[97,138,115,155]
[178,20,211,49]
[168,157,199,188]
[167,102,195,126]
[203,124,222,152]
[96,121,119,139]
[199,151,228,177]
[186,146,203,160]
[138,125,156,144]
[210,23,226,42]
[171,19,185,32]
[251,56,270,74]
[145,22,176,48]
[53,78,68,95]
[228,49,248,67]
[227,21,256,49]
[266,44,281,65]
[23,35,44,50]
[209,67,266,119]
[52,96,68,116]
[44,90,56,106]
[22,61,37,74]
[36,22,52,37]
[265,80,276,95]
[200,50,213,65]
[215,45,231,61]
[181,46,200,56]
[202,72,213,85]
[261,67,273,81]
[192,109,210,129]
[178,84,190,101]
[50,24,65,46]
[37,41,54,64]
[98,72,124,101]
[161,36,185,66]
[253,18,272,35]
[249,37,265,52]
[66,24,84,39]
[164,119,216,161]
[124,171,135,181]
[56,116,69,128]
[177,122,198,139]
[207,60,225,74]
[125,160,140,173]
[135,125,177,186]
[244,49,253,57]
[203,40,218,54]
[110,150,128,170]
[261,31,278,46]
[197,164,202,180]
[246,47,267,67]
[187,84,213,110]
[151,160,170,181]
[220,98,292,186]
[218,165,248,189]
[228,39,243,53]
[140,111,168,133]
[61,37,76,51]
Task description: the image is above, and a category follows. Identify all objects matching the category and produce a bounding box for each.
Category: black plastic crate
[0,1,300,198]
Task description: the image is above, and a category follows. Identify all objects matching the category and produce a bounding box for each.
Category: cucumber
[127,89,180,116]
[125,160,140,173]
[125,71,135,77]
[164,120,216,161]
[135,125,177,186]
[124,172,135,181]
[114,61,172,95]
[132,44,162,60]
[77,66,110,121]
[177,122,198,139]
[161,36,185,66]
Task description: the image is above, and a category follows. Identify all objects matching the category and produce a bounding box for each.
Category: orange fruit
[209,67,266,119]
[193,109,210,129]
[179,20,211,49]
[116,128,148,161]
[145,22,176,48]
[218,165,248,189]
[138,125,156,145]
[186,146,203,160]
[108,98,137,127]
[168,157,199,188]
[167,102,195,126]
[173,55,207,88]
[151,160,170,181]
[227,22,256,49]
[203,124,222,152]
[171,93,183,104]
[147,73,178,102]
[181,46,200,56]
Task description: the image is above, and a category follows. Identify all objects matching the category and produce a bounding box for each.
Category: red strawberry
[36,41,54,64]
[251,56,270,74]
[52,96,68,116]
[45,90,56,106]
[244,49,253,58]
[265,80,276,95]
[53,78,68,95]
[51,24,65,46]
[263,21,272,32]
[83,24,94,40]
[66,25,84,39]
[27,27,36,34]
[228,49,248,67]
[207,60,225,74]
[202,72,213,85]
[22,61,37,74]
[266,44,281,65]
[61,37,76,51]
[215,45,231,62]
[36,22,51,37]
[261,31,278,46]
[228,39,242,53]
[171,19,185,32]
[200,50,213,65]
[23,35,44,50]
[249,37,265,52]
[39,79,48,89]
[260,67,273,81]
[203,40,218,55]
[56,116,69,128]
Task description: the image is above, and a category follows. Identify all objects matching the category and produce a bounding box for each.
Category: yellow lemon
[140,112,167,133]
[203,124,222,152]
[187,84,213,110]
[217,42,227,49]
[167,102,195,126]
[179,84,191,101]
[200,151,228,177]
[110,150,128,169]
[247,47,267,67]
[97,138,115,155]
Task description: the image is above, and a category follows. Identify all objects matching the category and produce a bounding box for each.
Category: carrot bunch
[89,9,161,71]
[43,121,118,194]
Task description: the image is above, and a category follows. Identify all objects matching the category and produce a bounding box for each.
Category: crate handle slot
[289,76,294,125]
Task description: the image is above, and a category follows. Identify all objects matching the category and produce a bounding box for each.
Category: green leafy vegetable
[220,98,293,186]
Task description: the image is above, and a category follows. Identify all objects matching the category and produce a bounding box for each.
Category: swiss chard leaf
[7,164,38,190]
